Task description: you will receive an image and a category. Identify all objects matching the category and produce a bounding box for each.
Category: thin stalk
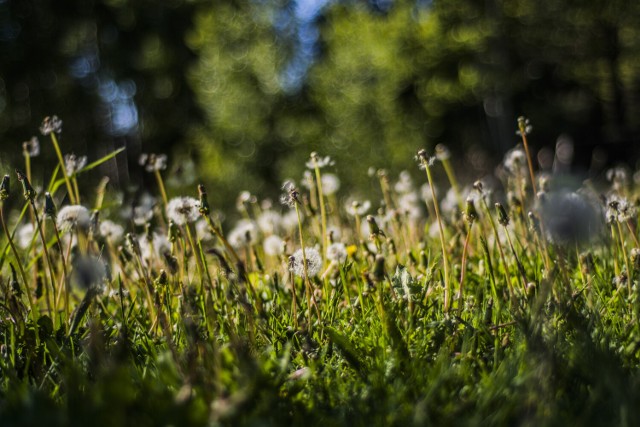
[420,157,451,312]
[51,221,70,324]
[30,202,57,318]
[49,133,77,205]
[0,203,39,328]
[517,118,538,197]
[313,162,328,265]
[458,222,473,312]
[295,202,314,330]
[154,169,169,210]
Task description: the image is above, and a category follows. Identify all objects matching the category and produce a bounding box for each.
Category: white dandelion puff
[326,242,347,263]
[228,219,258,249]
[321,173,340,196]
[289,247,322,278]
[166,197,200,225]
[100,220,124,243]
[263,235,285,257]
[56,205,90,232]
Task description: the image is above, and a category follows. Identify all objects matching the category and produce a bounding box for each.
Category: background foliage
[1,0,640,203]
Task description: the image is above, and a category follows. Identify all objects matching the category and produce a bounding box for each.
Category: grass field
[1,117,640,426]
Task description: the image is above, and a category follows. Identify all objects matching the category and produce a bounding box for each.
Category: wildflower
[605,195,636,224]
[17,223,35,249]
[326,242,347,263]
[502,146,527,176]
[301,171,315,190]
[394,171,414,194]
[236,191,256,213]
[420,182,437,203]
[166,196,200,225]
[64,153,87,175]
[415,149,435,169]
[435,144,451,161]
[538,191,602,245]
[281,209,300,233]
[397,192,422,220]
[22,137,40,157]
[516,116,532,136]
[289,247,322,278]
[346,200,371,217]
[195,219,214,241]
[280,180,300,208]
[40,115,63,135]
[139,232,171,264]
[100,220,125,243]
[263,235,285,256]
[321,173,340,196]
[306,152,334,169]
[257,210,282,235]
[228,219,257,249]
[56,205,90,232]
[131,193,156,226]
[138,153,168,172]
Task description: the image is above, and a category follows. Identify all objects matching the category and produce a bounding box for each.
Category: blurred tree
[0,0,202,187]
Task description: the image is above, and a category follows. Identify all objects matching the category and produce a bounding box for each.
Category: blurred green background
[1,0,640,205]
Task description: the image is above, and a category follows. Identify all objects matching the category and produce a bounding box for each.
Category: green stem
[49,133,76,205]
[422,158,451,312]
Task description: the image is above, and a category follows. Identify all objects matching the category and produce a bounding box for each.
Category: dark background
[1,0,639,205]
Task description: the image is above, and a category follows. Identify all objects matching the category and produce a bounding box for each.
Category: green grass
[1,117,640,426]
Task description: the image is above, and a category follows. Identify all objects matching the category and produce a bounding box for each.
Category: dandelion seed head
[435,144,451,161]
[138,153,168,172]
[57,205,90,232]
[64,153,87,176]
[166,197,200,225]
[516,116,533,136]
[195,219,214,241]
[503,146,527,175]
[236,191,255,212]
[346,199,371,217]
[257,210,282,235]
[280,180,299,208]
[263,235,285,257]
[281,209,300,232]
[289,247,322,278]
[100,220,124,243]
[394,171,414,194]
[17,223,35,250]
[306,152,334,169]
[326,242,347,263]
[228,219,257,249]
[22,137,40,157]
[40,115,63,135]
[321,173,340,196]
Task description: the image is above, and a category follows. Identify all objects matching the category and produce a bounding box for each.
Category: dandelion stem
[421,157,451,312]
[313,161,328,265]
[49,133,77,205]
[0,203,39,329]
[517,118,538,197]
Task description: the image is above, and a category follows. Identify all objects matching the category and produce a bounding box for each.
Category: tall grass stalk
[418,150,451,312]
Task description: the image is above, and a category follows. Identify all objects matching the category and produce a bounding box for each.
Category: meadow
[1,116,639,426]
